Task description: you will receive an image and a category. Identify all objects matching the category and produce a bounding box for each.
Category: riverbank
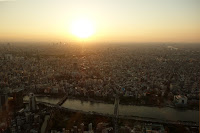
[67,95,199,111]
[23,96,199,122]
[32,93,199,110]
[38,103,199,128]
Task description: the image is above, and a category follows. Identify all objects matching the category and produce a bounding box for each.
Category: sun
[70,18,95,39]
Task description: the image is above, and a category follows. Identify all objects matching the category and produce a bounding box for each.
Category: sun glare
[70,18,95,39]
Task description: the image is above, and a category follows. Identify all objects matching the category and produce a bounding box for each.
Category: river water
[23,96,199,122]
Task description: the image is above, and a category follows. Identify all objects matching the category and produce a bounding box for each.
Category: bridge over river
[23,95,199,128]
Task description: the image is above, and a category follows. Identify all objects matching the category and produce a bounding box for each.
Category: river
[23,96,199,122]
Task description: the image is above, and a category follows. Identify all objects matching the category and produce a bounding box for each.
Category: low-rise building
[174,95,188,106]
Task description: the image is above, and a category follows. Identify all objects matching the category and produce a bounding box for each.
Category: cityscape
[0,43,199,132]
[0,0,200,132]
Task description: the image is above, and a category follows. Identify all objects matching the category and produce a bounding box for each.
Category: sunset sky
[0,0,200,43]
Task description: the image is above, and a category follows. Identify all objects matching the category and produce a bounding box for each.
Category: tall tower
[29,93,37,111]
[114,95,119,116]
[114,95,119,133]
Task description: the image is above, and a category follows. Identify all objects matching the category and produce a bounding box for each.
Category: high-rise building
[29,93,37,111]
[114,95,119,116]
[0,93,8,111]
[114,95,120,133]
[12,89,24,109]
[88,123,93,132]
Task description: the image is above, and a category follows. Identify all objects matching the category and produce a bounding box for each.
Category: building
[145,123,165,133]
[114,95,119,116]
[29,93,37,111]
[0,93,8,111]
[88,123,94,133]
[114,95,120,133]
[12,89,24,109]
[174,95,188,106]
[4,53,13,60]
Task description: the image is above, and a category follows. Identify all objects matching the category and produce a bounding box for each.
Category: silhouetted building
[0,93,8,111]
[29,93,37,111]
[114,95,119,116]
[12,89,24,109]
[114,95,119,133]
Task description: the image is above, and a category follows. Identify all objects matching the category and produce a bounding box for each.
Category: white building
[174,95,187,106]
[88,123,94,133]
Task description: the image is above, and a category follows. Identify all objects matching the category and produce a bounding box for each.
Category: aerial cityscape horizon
[0,0,199,133]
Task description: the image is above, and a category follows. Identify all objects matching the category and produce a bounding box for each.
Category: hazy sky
[0,0,200,43]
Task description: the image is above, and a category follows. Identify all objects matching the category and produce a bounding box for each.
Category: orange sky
[0,0,200,43]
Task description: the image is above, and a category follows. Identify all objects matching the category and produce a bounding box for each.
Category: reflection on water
[23,96,199,122]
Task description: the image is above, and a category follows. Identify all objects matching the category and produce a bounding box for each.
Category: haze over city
[0,0,199,133]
